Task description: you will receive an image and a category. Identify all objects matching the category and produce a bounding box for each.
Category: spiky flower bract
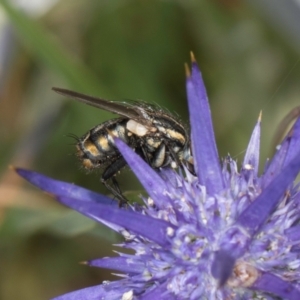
[17,56,300,299]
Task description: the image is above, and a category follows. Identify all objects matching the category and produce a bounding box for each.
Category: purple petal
[237,149,300,236]
[211,250,235,286]
[88,257,144,274]
[51,282,125,300]
[261,137,289,188]
[283,117,300,167]
[263,117,300,188]
[252,272,300,300]
[186,58,224,194]
[114,138,167,204]
[242,114,261,176]
[57,196,174,247]
[140,282,174,300]
[285,225,300,242]
[158,168,180,188]
[16,168,116,206]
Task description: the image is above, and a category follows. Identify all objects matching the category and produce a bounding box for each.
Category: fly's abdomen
[76,119,129,169]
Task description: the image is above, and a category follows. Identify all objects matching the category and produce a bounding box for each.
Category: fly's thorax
[165,128,186,145]
[152,116,187,146]
[136,115,189,169]
[144,137,161,150]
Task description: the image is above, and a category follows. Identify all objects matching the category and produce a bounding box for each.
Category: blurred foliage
[0,0,300,299]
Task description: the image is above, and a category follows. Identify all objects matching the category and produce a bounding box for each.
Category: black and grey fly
[52,87,193,206]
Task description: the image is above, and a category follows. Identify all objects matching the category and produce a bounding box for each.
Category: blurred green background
[0,0,300,299]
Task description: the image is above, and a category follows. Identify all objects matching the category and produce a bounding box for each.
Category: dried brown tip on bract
[258,110,262,122]
[190,51,196,63]
[184,63,191,78]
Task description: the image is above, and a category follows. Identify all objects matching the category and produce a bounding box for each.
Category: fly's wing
[52,87,153,126]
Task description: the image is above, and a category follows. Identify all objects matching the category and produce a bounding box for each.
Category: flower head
[17,55,300,299]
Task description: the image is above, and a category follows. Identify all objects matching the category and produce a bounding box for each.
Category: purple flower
[17,54,300,299]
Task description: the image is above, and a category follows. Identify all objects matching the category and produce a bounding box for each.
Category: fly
[52,87,193,206]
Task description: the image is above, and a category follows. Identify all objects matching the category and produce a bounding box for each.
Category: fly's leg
[148,141,181,169]
[165,142,195,175]
[151,143,167,168]
[136,145,151,165]
[101,156,128,207]
[166,143,181,169]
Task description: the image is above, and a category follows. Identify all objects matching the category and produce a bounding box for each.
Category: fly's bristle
[66,133,80,142]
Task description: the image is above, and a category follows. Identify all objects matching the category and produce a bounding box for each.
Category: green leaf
[0,0,105,94]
